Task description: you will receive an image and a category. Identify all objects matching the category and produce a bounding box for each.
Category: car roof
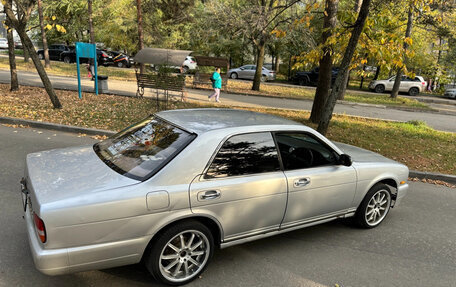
[156,108,301,134]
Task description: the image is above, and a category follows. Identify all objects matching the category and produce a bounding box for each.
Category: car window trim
[271,130,341,170]
[202,131,281,180]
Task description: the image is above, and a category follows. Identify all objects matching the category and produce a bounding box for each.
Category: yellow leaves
[1,0,6,5]
[361,59,368,65]
[45,24,52,30]
[51,16,56,21]
[324,10,328,17]
[56,24,67,33]
[380,38,386,45]
[404,37,413,46]
[271,29,286,38]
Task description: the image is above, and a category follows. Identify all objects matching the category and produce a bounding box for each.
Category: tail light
[33,212,47,243]
[102,52,108,58]
[422,82,426,86]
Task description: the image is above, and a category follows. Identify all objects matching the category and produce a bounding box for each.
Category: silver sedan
[21,109,409,285]
[228,65,276,81]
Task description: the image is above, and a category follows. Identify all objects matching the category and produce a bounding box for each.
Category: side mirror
[240,67,245,70]
[338,154,352,166]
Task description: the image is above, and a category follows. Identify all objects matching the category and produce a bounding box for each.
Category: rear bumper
[24,206,151,276]
[395,183,409,206]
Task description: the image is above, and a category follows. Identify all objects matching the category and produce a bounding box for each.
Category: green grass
[1,83,454,175]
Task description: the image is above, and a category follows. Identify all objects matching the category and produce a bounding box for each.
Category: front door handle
[198,190,221,201]
[294,178,310,187]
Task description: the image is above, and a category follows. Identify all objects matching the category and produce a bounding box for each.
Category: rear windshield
[94,116,195,181]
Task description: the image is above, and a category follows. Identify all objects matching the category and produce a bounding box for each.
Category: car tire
[374,84,385,93]
[408,87,419,96]
[117,61,124,68]
[299,77,309,86]
[38,53,44,60]
[145,220,214,286]
[230,72,238,79]
[355,183,392,229]
[260,75,267,82]
[63,56,71,64]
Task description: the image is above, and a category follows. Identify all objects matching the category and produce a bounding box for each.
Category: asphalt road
[1,69,456,133]
[1,124,455,287]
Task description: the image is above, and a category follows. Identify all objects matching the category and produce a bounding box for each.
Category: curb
[0,117,116,136]
[2,116,456,185]
[409,170,456,185]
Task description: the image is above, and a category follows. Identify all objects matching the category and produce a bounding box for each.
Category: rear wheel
[299,77,309,86]
[145,220,214,286]
[374,84,385,93]
[117,61,124,68]
[355,183,392,228]
[63,56,71,64]
[408,87,419,96]
[38,53,44,60]
[260,75,267,82]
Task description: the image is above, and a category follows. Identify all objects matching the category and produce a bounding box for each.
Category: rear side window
[206,132,280,178]
[94,116,195,181]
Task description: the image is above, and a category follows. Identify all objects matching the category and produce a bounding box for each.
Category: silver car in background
[21,109,409,285]
[228,65,276,81]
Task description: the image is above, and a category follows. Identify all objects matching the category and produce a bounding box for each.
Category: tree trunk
[354,0,363,13]
[88,0,95,44]
[136,0,144,73]
[252,41,265,91]
[23,44,30,62]
[390,3,413,99]
[17,26,62,108]
[310,0,339,123]
[317,0,372,135]
[373,65,380,80]
[38,0,50,69]
[6,27,18,91]
[275,54,280,74]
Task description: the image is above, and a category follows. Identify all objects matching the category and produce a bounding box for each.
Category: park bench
[136,72,186,100]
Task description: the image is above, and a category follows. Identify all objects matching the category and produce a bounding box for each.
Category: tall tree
[136,0,144,73]
[317,0,372,135]
[37,0,50,68]
[4,0,62,108]
[4,1,18,92]
[88,0,95,44]
[390,2,413,99]
[310,0,339,123]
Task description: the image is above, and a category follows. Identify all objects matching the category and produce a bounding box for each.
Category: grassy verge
[0,56,429,110]
[0,84,454,175]
[194,80,430,109]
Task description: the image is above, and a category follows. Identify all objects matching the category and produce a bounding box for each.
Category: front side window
[206,132,280,178]
[275,132,338,170]
[94,116,195,181]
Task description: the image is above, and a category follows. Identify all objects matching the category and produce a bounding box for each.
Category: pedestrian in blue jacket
[208,67,222,103]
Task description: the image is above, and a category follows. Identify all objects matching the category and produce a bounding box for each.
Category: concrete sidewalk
[1,69,456,133]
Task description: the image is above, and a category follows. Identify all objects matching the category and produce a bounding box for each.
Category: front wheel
[63,56,71,64]
[230,72,238,79]
[299,77,309,86]
[408,87,419,96]
[374,84,385,93]
[117,61,124,68]
[355,183,392,228]
[145,220,214,285]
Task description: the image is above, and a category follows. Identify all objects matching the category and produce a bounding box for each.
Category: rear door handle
[198,190,221,201]
[294,178,310,187]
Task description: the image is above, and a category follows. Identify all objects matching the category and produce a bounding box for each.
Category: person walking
[209,67,222,103]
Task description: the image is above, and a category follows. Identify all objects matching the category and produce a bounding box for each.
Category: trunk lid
[25,145,139,208]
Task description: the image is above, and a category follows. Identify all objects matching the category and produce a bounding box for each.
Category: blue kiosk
[75,42,98,99]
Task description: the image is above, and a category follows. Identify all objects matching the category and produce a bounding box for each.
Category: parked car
[60,48,113,66]
[293,67,339,86]
[21,109,409,285]
[14,39,23,49]
[369,75,427,96]
[108,51,132,68]
[37,44,70,61]
[228,65,276,81]
[444,88,456,99]
[0,38,8,49]
[182,56,197,72]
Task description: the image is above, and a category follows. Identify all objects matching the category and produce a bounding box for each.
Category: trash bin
[97,75,109,94]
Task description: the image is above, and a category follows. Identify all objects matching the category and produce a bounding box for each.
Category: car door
[246,65,257,79]
[189,132,288,241]
[237,65,249,79]
[274,132,357,228]
[385,76,395,90]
